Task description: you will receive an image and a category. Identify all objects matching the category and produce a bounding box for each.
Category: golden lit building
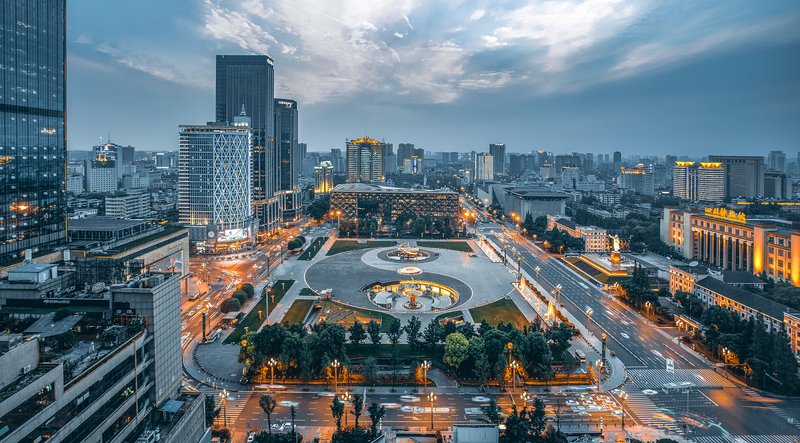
[546,216,608,252]
[346,137,385,184]
[329,183,459,227]
[314,161,334,198]
[661,207,800,287]
[672,161,725,203]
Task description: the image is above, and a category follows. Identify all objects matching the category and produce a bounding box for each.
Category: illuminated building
[274,99,302,218]
[178,113,257,252]
[216,55,279,232]
[546,216,608,252]
[330,183,459,226]
[403,156,424,175]
[672,161,725,202]
[475,153,494,182]
[489,143,506,176]
[0,0,67,266]
[708,155,764,199]
[618,164,655,195]
[661,207,800,287]
[314,161,334,198]
[346,137,385,184]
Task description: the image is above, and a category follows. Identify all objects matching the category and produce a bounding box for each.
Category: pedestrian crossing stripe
[692,435,800,443]
[622,389,680,432]
[213,393,251,427]
[739,387,800,430]
[627,368,737,389]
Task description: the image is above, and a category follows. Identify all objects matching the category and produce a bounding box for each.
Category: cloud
[469,9,486,21]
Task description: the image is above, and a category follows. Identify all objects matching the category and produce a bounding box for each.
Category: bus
[575,350,587,363]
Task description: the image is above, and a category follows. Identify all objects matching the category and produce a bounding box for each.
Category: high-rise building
[314,161,334,197]
[346,137,385,184]
[618,164,655,195]
[215,55,278,230]
[178,114,257,251]
[398,143,415,168]
[508,154,527,176]
[330,148,345,172]
[274,99,302,218]
[613,151,622,173]
[673,162,726,203]
[764,171,792,200]
[0,0,68,265]
[561,166,581,190]
[85,157,119,193]
[768,150,786,172]
[708,155,765,199]
[489,143,506,177]
[475,153,494,181]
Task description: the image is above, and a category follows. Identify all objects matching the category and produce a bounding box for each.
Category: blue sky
[67,0,800,156]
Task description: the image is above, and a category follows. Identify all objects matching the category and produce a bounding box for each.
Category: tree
[481,398,501,424]
[405,316,422,351]
[529,398,547,437]
[547,323,577,360]
[469,337,491,387]
[239,283,255,298]
[204,394,220,427]
[220,297,241,313]
[363,357,378,386]
[501,406,530,443]
[387,318,403,345]
[351,394,364,428]
[423,321,441,348]
[443,333,469,371]
[367,320,382,345]
[331,396,345,432]
[367,402,386,435]
[307,196,331,221]
[349,321,367,345]
[542,427,568,443]
[260,395,277,434]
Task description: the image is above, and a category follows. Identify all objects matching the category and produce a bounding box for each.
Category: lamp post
[509,360,519,393]
[342,391,351,428]
[555,284,562,305]
[534,266,541,282]
[595,360,603,391]
[520,392,530,407]
[645,301,652,324]
[586,307,594,330]
[331,359,341,394]
[421,360,431,393]
[619,390,628,429]
[220,389,229,428]
[268,358,277,386]
[428,392,437,431]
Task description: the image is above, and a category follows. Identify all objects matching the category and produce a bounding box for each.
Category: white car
[247,433,255,442]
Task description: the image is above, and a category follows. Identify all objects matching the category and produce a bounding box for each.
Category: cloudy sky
[68,0,800,156]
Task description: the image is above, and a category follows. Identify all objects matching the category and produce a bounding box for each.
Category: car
[247,433,255,442]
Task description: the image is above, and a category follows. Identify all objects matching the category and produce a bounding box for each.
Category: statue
[611,235,620,253]
[609,234,622,265]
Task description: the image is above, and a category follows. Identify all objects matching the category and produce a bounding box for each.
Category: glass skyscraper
[274,98,301,218]
[0,0,67,265]
[215,55,278,230]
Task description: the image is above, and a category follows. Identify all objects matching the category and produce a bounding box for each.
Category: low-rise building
[105,191,152,219]
[546,216,608,252]
[693,276,786,333]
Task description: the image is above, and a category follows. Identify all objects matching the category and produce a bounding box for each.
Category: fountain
[367,279,459,312]
[385,242,431,261]
[402,283,423,310]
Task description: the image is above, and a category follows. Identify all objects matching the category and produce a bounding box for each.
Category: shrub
[239,283,255,298]
[233,290,248,305]
[221,297,241,313]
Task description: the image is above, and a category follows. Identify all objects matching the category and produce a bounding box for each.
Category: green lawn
[282,299,314,324]
[298,237,328,260]
[469,298,529,329]
[267,279,295,314]
[223,302,265,344]
[326,240,397,256]
[417,241,473,253]
[299,287,317,296]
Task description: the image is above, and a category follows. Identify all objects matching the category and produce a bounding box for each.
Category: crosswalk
[693,435,800,443]
[740,387,800,431]
[627,368,737,389]
[623,390,681,433]
[208,391,252,428]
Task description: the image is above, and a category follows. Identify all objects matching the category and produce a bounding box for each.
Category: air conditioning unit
[22,365,31,374]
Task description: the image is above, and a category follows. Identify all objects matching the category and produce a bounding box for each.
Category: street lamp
[585,307,593,331]
[219,389,229,428]
[520,392,530,406]
[555,284,563,305]
[534,266,541,282]
[342,391,352,427]
[595,360,603,391]
[331,359,341,394]
[509,360,520,393]
[645,301,652,324]
[268,358,277,386]
[428,392,437,430]
[619,390,628,429]
[421,360,431,393]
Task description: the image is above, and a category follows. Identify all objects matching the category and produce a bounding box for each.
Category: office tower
[178,114,257,249]
[768,150,786,172]
[275,99,301,218]
[346,137,385,184]
[561,166,581,189]
[216,55,277,229]
[85,156,119,193]
[489,143,506,176]
[475,153,494,181]
[582,153,594,173]
[618,164,655,195]
[384,154,398,174]
[314,161,334,197]
[652,164,667,188]
[398,143,415,169]
[764,171,792,199]
[330,148,345,172]
[509,154,527,176]
[708,155,765,199]
[0,0,67,265]
[403,156,424,175]
[612,151,622,173]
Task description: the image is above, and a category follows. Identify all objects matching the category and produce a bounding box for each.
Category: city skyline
[67,1,800,154]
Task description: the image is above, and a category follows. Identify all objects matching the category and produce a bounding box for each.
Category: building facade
[546,216,608,252]
[475,153,494,182]
[330,183,459,225]
[661,207,800,286]
[618,164,655,195]
[314,161,334,198]
[764,171,792,200]
[346,137,385,184]
[672,161,725,203]
[216,55,279,231]
[489,143,506,177]
[178,118,257,249]
[274,99,302,218]
[105,191,152,219]
[0,0,68,266]
[708,155,765,199]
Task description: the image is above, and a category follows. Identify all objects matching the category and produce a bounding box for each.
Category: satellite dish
[90,282,105,293]
[689,261,699,267]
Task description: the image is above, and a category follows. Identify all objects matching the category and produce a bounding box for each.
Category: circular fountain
[383,242,433,262]
[367,278,459,312]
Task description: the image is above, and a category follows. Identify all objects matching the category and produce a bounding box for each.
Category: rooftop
[696,276,787,320]
[507,187,569,200]
[69,216,153,232]
[722,271,765,285]
[332,183,457,194]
